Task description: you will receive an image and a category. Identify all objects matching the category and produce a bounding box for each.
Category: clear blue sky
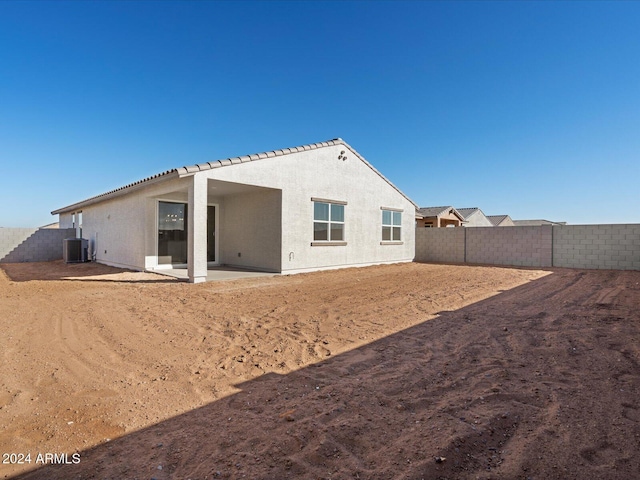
[1,1,639,227]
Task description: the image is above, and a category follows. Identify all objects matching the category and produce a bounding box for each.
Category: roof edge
[51,170,180,215]
[177,137,418,208]
[52,137,418,215]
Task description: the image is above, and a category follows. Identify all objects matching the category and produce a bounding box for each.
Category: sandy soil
[0,261,639,479]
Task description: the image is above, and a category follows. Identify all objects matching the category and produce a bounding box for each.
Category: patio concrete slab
[148,266,277,282]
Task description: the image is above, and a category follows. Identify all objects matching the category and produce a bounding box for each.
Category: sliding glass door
[158,201,217,266]
[158,201,188,265]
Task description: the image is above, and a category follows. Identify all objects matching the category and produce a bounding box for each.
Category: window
[313,200,345,242]
[382,209,402,241]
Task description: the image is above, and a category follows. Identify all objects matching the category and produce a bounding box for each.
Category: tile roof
[52,138,417,214]
[486,214,510,226]
[416,206,453,217]
[456,207,482,219]
[513,219,567,226]
[416,206,465,221]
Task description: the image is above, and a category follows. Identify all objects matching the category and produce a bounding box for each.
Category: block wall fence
[0,228,76,263]
[415,224,640,270]
[2,224,638,270]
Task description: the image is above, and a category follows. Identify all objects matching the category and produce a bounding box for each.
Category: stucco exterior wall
[199,144,415,273]
[463,212,494,227]
[220,189,282,272]
[79,177,192,270]
[80,193,149,270]
[497,217,515,227]
[59,213,74,229]
[416,211,462,228]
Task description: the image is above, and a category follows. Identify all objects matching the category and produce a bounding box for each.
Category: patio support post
[187,174,208,283]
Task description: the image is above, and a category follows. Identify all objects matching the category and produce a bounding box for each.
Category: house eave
[51,170,180,215]
[51,137,418,216]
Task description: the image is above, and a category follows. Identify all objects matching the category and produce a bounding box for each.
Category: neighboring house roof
[52,138,418,215]
[39,222,60,229]
[513,219,567,226]
[456,207,494,227]
[417,206,451,217]
[487,215,511,226]
[457,207,483,219]
[416,206,465,221]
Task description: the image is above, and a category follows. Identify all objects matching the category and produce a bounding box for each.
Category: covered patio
[145,175,282,283]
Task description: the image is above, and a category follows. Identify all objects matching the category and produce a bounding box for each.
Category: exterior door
[158,201,188,265]
[207,205,216,263]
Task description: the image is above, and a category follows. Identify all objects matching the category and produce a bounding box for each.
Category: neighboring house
[40,222,60,229]
[456,207,494,227]
[52,139,417,283]
[416,206,465,228]
[486,215,515,227]
[513,219,567,226]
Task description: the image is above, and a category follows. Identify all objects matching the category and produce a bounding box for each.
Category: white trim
[381,208,402,242]
[311,197,348,205]
[312,199,346,243]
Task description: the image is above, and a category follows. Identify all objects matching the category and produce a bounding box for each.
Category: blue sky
[1,1,638,227]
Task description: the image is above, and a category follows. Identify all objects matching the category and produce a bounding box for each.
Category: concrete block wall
[0,228,76,263]
[553,224,640,270]
[415,228,465,263]
[466,225,552,267]
[416,224,639,271]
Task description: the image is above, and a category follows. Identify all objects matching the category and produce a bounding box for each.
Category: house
[416,206,465,228]
[51,139,417,283]
[513,219,567,226]
[486,214,515,227]
[456,207,494,227]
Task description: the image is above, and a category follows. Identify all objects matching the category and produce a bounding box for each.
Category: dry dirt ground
[0,261,639,480]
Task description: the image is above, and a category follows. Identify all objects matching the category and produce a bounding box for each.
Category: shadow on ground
[0,261,178,283]
[11,269,640,479]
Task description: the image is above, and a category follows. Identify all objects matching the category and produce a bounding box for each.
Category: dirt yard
[0,261,639,479]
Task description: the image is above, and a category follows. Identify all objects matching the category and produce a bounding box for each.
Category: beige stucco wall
[497,217,515,227]
[416,218,433,228]
[416,211,462,228]
[463,212,494,227]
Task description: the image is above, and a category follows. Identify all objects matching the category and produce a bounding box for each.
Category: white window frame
[381,208,403,244]
[311,198,347,246]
